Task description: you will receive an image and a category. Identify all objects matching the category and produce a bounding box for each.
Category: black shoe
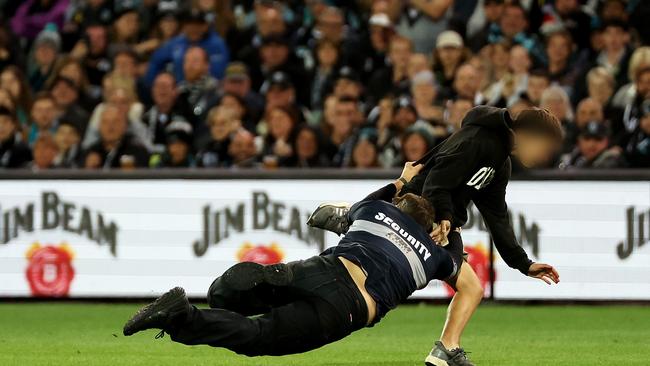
[123,287,191,337]
[306,202,351,236]
[425,341,475,366]
[222,261,293,291]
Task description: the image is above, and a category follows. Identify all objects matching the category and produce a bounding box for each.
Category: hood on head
[460,105,514,152]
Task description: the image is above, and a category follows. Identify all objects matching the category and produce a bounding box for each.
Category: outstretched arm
[361,162,424,202]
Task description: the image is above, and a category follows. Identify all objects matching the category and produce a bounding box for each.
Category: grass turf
[0,303,648,366]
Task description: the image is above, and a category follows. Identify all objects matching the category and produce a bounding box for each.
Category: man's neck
[549,59,566,74]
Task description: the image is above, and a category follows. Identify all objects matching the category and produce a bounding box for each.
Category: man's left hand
[527,263,560,285]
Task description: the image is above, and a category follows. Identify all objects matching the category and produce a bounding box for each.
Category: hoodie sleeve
[473,159,533,274]
[420,139,483,224]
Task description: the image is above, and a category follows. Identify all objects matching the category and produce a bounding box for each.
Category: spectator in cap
[228,129,258,169]
[433,30,468,91]
[150,120,195,168]
[622,99,650,167]
[176,46,219,129]
[0,106,32,168]
[10,0,69,41]
[28,24,61,92]
[112,0,141,45]
[330,66,363,102]
[351,127,380,169]
[196,105,240,168]
[141,72,188,153]
[53,118,82,168]
[144,8,230,87]
[467,0,504,51]
[259,71,309,133]
[395,0,453,54]
[559,121,625,169]
[367,36,413,104]
[30,133,59,170]
[285,125,330,168]
[83,104,150,170]
[28,92,59,146]
[49,76,89,133]
[221,62,264,127]
[259,105,300,167]
[151,1,182,44]
[361,13,394,82]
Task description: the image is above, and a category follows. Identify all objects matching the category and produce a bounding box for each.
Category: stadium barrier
[0,169,648,301]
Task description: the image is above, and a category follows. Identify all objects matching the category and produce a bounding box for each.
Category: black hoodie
[402,106,532,274]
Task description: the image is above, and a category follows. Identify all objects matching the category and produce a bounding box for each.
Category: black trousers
[169,255,369,356]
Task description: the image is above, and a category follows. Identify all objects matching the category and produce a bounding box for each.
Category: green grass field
[1,302,648,366]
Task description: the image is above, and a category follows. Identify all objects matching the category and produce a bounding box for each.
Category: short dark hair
[393,193,436,232]
[512,108,564,142]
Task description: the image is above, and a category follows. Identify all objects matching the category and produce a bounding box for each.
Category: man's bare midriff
[337,256,377,326]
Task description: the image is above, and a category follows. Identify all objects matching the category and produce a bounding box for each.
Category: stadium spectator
[227,129,257,169]
[485,2,545,64]
[149,120,195,168]
[559,121,625,169]
[28,92,58,145]
[395,0,453,54]
[196,106,240,168]
[411,70,443,124]
[83,104,149,170]
[220,62,263,128]
[30,133,59,170]
[327,96,357,167]
[401,126,435,164]
[70,23,112,88]
[361,13,394,82]
[53,119,82,168]
[286,125,330,168]
[541,85,573,127]
[564,97,605,152]
[259,106,300,167]
[622,100,650,168]
[526,69,550,106]
[544,30,583,96]
[539,0,592,50]
[367,36,412,104]
[619,67,650,137]
[351,128,380,169]
[0,66,33,127]
[589,20,632,89]
[28,24,62,92]
[0,106,32,168]
[49,76,89,132]
[378,96,420,167]
[432,30,467,92]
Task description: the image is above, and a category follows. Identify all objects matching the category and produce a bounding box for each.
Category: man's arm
[361,162,423,202]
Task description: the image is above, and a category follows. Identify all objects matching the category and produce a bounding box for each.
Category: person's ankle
[439,339,460,350]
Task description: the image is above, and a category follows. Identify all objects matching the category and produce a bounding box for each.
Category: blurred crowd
[0,0,649,171]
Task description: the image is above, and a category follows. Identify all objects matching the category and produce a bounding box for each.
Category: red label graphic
[237,242,284,265]
[25,243,75,297]
[445,243,495,297]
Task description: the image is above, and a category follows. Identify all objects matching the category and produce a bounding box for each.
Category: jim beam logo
[0,192,119,255]
[617,207,649,260]
[193,192,325,257]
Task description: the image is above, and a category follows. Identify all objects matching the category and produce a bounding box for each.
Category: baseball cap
[369,13,392,28]
[183,8,210,23]
[34,23,61,52]
[335,66,361,83]
[114,0,139,18]
[157,0,180,19]
[393,95,416,113]
[165,119,193,145]
[436,30,463,49]
[261,71,293,93]
[580,121,610,139]
[224,62,250,81]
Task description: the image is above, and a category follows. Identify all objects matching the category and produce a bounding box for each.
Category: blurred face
[542,96,568,121]
[602,26,628,52]
[437,46,462,69]
[168,141,188,164]
[86,26,107,54]
[99,107,127,144]
[370,25,389,51]
[576,99,603,127]
[527,76,550,105]
[333,79,361,99]
[223,77,251,98]
[484,2,504,22]
[257,7,285,36]
[228,132,257,161]
[209,111,233,141]
[35,44,57,67]
[152,73,177,107]
[268,109,293,140]
[636,71,650,97]
[0,70,21,98]
[588,76,614,104]
[55,124,80,151]
[500,6,527,38]
[108,89,133,116]
[546,34,572,65]
[296,129,318,159]
[59,63,83,86]
[352,140,377,168]
[115,12,139,41]
[0,115,15,142]
[403,133,428,161]
[491,44,510,69]
[332,102,354,137]
[219,95,245,119]
[183,22,209,42]
[389,39,412,70]
[114,53,137,79]
[33,140,58,169]
[260,43,289,68]
[513,132,557,168]
[317,43,338,68]
[266,87,294,110]
[412,82,436,103]
[51,81,78,107]
[159,17,180,39]
[453,65,479,99]
[31,98,56,129]
[317,11,344,42]
[509,46,531,74]
[184,48,209,83]
[578,136,608,160]
[394,107,417,130]
[554,0,578,15]
[407,54,429,79]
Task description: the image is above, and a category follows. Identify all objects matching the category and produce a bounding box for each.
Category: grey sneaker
[425,341,475,366]
[306,202,351,236]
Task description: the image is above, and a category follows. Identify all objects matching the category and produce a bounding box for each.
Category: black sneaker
[425,341,475,366]
[123,287,191,337]
[306,202,351,236]
[222,261,293,291]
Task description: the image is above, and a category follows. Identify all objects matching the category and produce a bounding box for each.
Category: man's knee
[454,262,484,302]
